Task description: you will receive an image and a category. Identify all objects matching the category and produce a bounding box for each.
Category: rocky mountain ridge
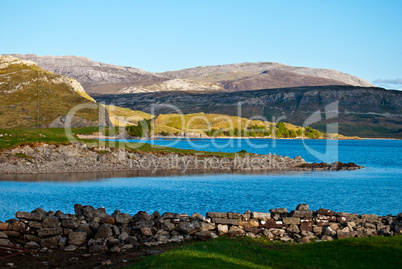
[3,54,374,94]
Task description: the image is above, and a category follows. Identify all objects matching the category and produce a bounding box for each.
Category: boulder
[217,224,228,235]
[251,212,271,220]
[287,224,300,233]
[238,219,259,228]
[0,222,9,230]
[213,218,238,226]
[206,212,228,218]
[68,232,87,246]
[317,208,334,216]
[10,220,30,233]
[296,204,309,211]
[94,224,113,239]
[324,227,336,237]
[100,216,115,224]
[41,235,61,248]
[42,217,60,228]
[25,241,40,249]
[178,222,199,235]
[140,227,153,236]
[38,227,62,237]
[227,212,242,219]
[269,208,288,214]
[195,230,213,240]
[262,220,283,229]
[291,210,313,218]
[283,217,300,225]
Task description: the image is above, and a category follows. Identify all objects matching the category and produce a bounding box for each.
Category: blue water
[0,139,401,220]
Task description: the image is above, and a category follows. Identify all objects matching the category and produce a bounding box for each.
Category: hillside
[4,54,165,94]
[94,85,402,138]
[0,55,110,128]
[3,54,375,94]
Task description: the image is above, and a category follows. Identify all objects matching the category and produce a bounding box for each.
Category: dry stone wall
[0,204,400,253]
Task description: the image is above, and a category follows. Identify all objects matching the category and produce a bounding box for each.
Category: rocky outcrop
[0,142,363,174]
[0,204,400,252]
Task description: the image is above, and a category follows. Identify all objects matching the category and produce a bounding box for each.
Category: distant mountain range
[5,54,374,94]
[95,86,402,138]
[2,54,401,138]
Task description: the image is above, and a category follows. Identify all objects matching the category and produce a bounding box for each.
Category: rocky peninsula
[0,142,363,174]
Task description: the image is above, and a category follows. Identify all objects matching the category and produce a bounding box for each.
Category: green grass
[0,127,250,158]
[128,236,402,269]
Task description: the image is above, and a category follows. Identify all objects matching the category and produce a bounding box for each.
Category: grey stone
[68,232,87,246]
[291,210,313,218]
[206,212,228,218]
[64,245,77,251]
[213,218,238,225]
[42,217,60,228]
[283,217,300,225]
[25,241,40,249]
[94,225,113,239]
[251,212,271,220]
[38,227,63,237]
[296,204,309,211]
[270,208,288,214]
[40,235,61,248]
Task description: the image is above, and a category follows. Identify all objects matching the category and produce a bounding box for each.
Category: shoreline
[0,142,364,175]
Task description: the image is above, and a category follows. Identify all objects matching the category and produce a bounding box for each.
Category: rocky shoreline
[0,204,400,254]
[0,142,363,174]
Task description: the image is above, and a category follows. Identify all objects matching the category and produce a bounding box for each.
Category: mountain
[0,55,110,128]
[160,62,374,87]
[3,55,374,94]
[4,54,165,94]
[94,85,402,138]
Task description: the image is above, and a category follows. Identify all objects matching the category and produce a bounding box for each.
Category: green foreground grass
[0,128,249,158]
[129,236,402,269]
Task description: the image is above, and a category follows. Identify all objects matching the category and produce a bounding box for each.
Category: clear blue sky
[0,0,401,87]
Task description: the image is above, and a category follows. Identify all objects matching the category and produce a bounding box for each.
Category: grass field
[128,236,402,269]
[0,127,250,158]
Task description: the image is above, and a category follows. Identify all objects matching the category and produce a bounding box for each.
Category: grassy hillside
[129,236,402,269]
[0,56,101,128]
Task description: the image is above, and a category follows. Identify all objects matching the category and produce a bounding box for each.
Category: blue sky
[0,0,401,88]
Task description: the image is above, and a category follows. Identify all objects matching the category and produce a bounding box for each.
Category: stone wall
[0,204,400,253]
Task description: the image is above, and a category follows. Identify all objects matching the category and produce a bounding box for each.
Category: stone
[64,245,78,251]
[263,229,275,239]
[41,235,61,248]
[31,208,47,219]
[238,219,259,228]
[262,221,283,229]
[118,232,129,241]
[2,231,21,237]
[0,222,9,230]
[329,223,340,231]
[140,227,153,236]
[38,227,62,237]
[317,214,336,221]
[100,216,115,224]
[24,234,39,243]
[133,211,152,222]
[0,239,13,246]
[299,237,311,243]
[10,220,30,233]
[227,212,242,219]
[337,227,356,239]
[178,222,198,235]
[59,237,68,247]
[161,221,176,231]
[320,235,334,241]
[287,224,300,233]
[324,227,336,237]
[162,212,181,219]
[0,232,8,238]
[131,220,154,229]
[28,221,42,229]
[251,212,271,220]
[200,222,215,231]
[361,214,378,222]
[213,218,239,226]
[300,223,313,232]
[217,224,228,235]
[94,224,113,239]
[191,213,203,219]
[61,220,79,229]
[300,219,314,225]
[296,204,309,211]
[316,220,329,226]
[313,225,323,234]
[347,222,356,229]
[291,210,313,218]
[228,226,246,235]
[114,213,132,225]
[269,208,288,214]
[89,244,108,253]
[206,212,228,218]
[283,217,300,225]
[195,230,213,240]
[68,232,87,246]
[270,228,286,238]
[42,217,60,228]
[317,208,335,216]
[337,216,350,224]
[25,241,40,249]
[364,223,376,229]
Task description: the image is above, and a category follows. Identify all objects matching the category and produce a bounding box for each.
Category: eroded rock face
[0,203,399,253]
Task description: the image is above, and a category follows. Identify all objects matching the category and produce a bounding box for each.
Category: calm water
[0,139,401,220]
